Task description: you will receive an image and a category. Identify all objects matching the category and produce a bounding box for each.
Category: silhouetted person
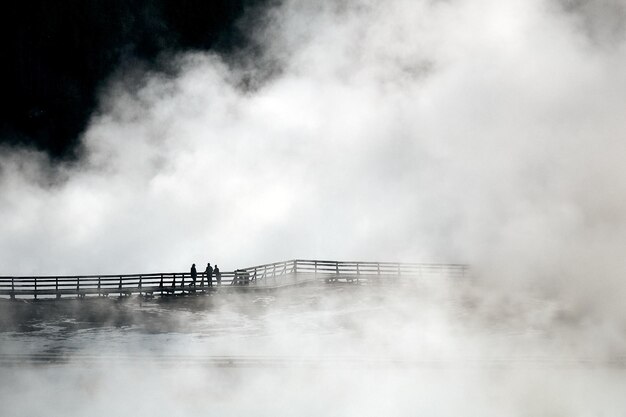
[205,263,213,287]
[214,265,221,285]
[190,264,197,287]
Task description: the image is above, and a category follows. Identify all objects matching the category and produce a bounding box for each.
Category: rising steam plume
[1,0,626,399]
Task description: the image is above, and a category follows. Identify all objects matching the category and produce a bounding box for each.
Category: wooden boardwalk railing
[0,259,468,300]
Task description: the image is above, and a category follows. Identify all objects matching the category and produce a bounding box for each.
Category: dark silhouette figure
[214,265,221,285]
[205,263,213,287]
[190,264,197,287]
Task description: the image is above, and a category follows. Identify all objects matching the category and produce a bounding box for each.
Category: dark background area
[0,0,267,160]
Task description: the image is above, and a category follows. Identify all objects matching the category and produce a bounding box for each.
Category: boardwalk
[0,259,468,300]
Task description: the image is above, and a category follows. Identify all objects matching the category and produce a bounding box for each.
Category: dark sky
[0,0,266,159]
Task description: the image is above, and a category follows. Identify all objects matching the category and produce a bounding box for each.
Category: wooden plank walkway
[0,259,469,300]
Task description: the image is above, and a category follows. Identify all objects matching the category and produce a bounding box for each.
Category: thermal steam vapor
[2,0,625,315]
[1,0,626,398]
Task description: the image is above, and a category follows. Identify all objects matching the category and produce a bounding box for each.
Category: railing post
[11,278,15,300]
[76,277,79,296]
[139,275,143,295]
[273,264,277,284]
[160,274,164,296]
[34,277,38,300]
[118,275,122,296]
[356,263,360,284]
[293,260,298,282]
[56,277,60,299]
[335,262,339,282]
[97,277,101,297]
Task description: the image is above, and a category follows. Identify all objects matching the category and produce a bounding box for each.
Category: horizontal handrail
[0,259,468,299]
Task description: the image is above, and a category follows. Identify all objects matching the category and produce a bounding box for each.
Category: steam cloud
[1,0,626,351]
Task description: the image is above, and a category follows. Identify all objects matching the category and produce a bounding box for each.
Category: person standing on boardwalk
[205,263,213,287]
[214,265,221,285]
[190,264,197,287]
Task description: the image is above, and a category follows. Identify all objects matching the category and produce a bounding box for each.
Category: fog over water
[1,0,626,415]
[1,282,625,416]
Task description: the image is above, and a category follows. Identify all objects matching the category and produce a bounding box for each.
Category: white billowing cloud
[1,0,626,315]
